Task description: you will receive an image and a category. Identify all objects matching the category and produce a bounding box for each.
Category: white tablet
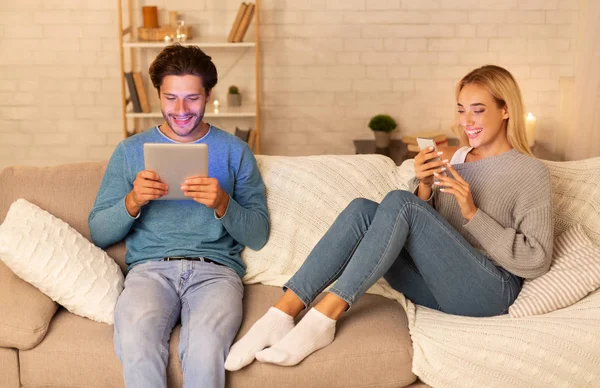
[143,143,208,200]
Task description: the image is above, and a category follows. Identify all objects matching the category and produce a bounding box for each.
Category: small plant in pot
[227,85,242,107]
[368,114,397,148]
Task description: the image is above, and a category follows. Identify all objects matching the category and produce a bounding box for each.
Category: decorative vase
[142,6,158,28]
[373,131,391,148]
[227,93,242,107]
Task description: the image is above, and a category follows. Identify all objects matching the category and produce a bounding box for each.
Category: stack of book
[227,2,255,43]
[401,131,448,153]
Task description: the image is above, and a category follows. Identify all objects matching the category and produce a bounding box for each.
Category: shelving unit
[116,0,262,154]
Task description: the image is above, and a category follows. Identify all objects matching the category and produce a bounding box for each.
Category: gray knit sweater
[408,149,554,279]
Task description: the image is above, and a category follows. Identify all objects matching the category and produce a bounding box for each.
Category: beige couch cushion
[19,307,123,388]
[0,347,20,388]
[227,285,415,388]
[20,285,415,388]
[0,261,58,349]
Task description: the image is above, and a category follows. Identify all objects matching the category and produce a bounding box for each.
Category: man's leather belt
[163,256,224,266]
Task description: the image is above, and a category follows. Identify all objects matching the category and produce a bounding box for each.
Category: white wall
[0,0,123,168]
[0,0,581,168]
[259,0,580,156]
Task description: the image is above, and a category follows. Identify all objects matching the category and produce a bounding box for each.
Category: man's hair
[149,43,218,95]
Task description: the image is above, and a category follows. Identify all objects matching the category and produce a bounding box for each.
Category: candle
[213,99,220,114]
[525,112,536,147]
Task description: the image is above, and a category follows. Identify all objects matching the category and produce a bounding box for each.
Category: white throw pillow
[509,224,600,318]
[0,199,124,324]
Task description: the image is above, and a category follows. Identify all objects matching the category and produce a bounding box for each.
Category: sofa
[1,153,599,388]
[0,155,431,388]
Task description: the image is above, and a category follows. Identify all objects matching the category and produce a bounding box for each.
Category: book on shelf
[228,3,248,43]
[233,2,255,43]
[234,126,250,142]
[132,72,151,113]
[234,127,257,151]
[247,128,257,151]
[124,72,142,113]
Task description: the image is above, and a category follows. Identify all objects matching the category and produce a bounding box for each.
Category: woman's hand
[434,162,478,220]
[414,147,448,201]
[414,147,448,186]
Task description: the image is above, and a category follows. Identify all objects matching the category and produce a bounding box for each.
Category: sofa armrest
[0,261,58,350]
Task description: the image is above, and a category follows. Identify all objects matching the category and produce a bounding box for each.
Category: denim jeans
[285,190,522,317]
[114,259,243,388]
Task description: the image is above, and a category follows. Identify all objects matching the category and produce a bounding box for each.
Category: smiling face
[159,74,209,142]
[457,83,512,155]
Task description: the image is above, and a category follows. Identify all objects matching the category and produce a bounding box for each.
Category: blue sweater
[88,125,269,277]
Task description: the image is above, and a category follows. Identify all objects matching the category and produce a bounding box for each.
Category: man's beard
[162,111,203,137]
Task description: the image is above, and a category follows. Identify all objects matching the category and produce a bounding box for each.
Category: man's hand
[125,170,168,217]
[181,177,230,217]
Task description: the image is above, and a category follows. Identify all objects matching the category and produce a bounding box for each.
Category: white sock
[255,308,336,366]
[225,307,295,371]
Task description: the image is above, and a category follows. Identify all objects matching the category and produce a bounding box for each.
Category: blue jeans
[114,260,243,388]
[285,190,522,317]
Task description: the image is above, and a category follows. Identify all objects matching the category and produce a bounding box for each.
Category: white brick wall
[0,0,584,168]
[260,0,581,156]
[0,0,122,168]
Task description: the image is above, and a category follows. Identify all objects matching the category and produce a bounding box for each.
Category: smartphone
[416,137,447,177]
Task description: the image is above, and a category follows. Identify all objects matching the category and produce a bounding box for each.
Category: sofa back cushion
[0,163,104,243]
[0,162,126,270]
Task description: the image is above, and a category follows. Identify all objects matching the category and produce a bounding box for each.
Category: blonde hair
[453,65,532,156]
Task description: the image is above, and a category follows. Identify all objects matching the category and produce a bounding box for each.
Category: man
[88,44,269,387]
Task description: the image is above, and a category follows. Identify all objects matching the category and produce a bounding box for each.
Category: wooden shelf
[123,39,256,49]
[126,105,257,119]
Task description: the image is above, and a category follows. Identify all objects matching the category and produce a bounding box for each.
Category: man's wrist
[125,192,141,217]
[215,194,230,218]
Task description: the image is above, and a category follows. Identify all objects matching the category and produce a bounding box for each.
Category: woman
[225,65,554,371]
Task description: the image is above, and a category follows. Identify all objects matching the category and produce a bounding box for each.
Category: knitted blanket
[241,154,413,311]
[241,154,600,388]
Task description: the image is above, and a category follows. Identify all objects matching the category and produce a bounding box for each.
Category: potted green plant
[368,114,397,148]
[227,85,242,107]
